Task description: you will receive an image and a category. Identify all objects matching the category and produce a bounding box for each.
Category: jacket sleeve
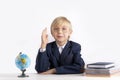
[56,44,85,74]
[35,49,50,73]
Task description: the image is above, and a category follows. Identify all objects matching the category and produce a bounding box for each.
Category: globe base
[18,69,29,78]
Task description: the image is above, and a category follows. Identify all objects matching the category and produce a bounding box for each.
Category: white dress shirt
[56,43,67,54]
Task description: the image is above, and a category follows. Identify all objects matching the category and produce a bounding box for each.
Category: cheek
[52,33,57,37]
[64,33,70,37]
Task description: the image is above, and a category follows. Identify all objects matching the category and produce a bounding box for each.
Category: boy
[35,16,85,74]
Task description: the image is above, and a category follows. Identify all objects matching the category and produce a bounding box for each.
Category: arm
[35,50,50,73]
[40,68,56,74]
[35,28,50,73]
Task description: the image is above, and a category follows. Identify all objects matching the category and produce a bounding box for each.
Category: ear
[69,29,72,35]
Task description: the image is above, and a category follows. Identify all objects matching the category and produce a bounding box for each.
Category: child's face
[51,24,72,45]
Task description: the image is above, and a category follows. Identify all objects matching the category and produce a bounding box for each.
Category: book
[85,66,120,76]
[87,62,115,69]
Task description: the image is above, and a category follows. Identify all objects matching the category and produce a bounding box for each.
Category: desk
[0,73,120,80]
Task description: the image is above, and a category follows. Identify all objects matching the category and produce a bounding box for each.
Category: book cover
[87,62,115,69]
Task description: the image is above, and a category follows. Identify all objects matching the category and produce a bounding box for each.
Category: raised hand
[41,28,48,49]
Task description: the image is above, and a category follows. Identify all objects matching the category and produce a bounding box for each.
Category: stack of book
[85,62,120,76]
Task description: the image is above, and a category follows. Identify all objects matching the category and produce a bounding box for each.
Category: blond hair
[51,16,72,32]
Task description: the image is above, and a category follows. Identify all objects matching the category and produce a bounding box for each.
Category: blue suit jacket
[35,41,85,74]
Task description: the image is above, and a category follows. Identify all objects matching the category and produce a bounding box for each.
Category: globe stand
[18,69,29,78]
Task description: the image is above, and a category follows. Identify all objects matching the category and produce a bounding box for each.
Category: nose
[58,29,62,33]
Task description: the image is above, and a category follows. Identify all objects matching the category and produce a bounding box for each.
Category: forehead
[52,22,71,28]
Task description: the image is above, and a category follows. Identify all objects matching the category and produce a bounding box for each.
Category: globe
[15,52,31,77]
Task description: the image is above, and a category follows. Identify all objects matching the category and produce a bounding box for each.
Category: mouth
[57,36,63,38]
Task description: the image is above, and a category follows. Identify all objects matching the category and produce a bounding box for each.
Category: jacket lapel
[60,41,72,64]
[52,42,60,63]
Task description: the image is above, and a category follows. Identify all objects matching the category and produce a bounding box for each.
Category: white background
[0,0,120,73]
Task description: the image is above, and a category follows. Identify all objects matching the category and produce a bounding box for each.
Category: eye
[54,28,59,31]
[62,27,67,30]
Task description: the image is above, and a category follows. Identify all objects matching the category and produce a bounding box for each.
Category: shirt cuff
[39,48,46,52]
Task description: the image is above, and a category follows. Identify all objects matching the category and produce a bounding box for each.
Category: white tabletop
[0,73,120,80]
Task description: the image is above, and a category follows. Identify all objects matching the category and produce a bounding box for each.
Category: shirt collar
[56,42,67,49]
